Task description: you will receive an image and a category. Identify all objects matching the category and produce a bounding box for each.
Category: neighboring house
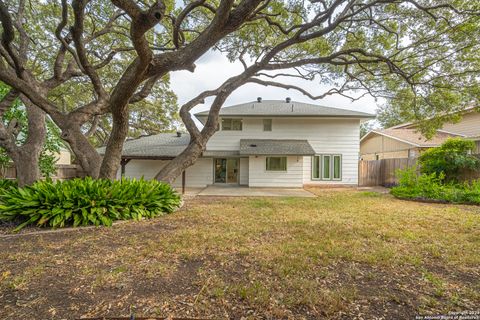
[106,99,374,188]
[360,129,461,160]
[56,148,72,165]
[360,107,480,160]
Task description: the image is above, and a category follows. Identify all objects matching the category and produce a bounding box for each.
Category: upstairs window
[222,118,242,131]
[263,119,272,131]
[266,157,287,171]
[312,154,342,180]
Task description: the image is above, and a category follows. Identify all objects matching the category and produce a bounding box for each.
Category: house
[360,129,461,160]
[360,107,480,160]
[112,99,374,188]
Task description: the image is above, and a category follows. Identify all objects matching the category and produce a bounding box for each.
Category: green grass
[0,190,479,319]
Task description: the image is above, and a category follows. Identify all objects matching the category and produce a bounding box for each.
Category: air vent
[286,97,291,103]
[257,97,262,103]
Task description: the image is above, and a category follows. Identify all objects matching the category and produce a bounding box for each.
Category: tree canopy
[0,0,478,183]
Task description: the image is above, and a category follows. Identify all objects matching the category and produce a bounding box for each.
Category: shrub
[0,177,181,231]
[418,138,480,181]
[391,167,480,205]
[0,179,17,192]
[391,166,446,200]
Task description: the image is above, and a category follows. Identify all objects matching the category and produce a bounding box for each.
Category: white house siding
[239,157,249,185]
[207,117,361,186]
[121,158,213,188]
[248,155,304,187]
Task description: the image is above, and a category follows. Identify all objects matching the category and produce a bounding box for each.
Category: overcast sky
[170,50,382,117]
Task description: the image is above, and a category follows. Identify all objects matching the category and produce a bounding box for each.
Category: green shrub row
[0,179,17,192]
[0,177,181,231]
[391,166,480,204]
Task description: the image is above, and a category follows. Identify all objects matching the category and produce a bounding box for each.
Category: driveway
[197,185,316,197]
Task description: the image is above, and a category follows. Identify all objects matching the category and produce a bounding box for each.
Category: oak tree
[0,0,478,184]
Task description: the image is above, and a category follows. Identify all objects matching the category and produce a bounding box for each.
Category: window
[312,154,342,180]
[322,155,331,179]
[312,155,320,179]
[266,157,287,171]
[263,119,272,131]
[222,118,242,131]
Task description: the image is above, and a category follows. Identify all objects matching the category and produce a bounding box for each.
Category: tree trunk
[14,149,41,187]
[60,126,102,178]
[155,140,204,183]
[15,100,47,187]
[98,104,130,179]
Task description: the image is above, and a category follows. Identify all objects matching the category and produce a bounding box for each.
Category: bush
[418,138,480,181]
[391,167,480,205]
[0,179,17,193]
[0,177,181,231]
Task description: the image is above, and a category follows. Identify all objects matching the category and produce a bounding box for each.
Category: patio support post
[120,158,131,178]
[182,170,186,194]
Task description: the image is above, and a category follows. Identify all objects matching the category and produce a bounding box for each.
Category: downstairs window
[312,154,342,180]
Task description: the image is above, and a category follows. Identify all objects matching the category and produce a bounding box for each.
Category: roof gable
[361,128,462,147]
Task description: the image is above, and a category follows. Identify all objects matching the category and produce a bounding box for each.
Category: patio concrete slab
[197,185,316,197]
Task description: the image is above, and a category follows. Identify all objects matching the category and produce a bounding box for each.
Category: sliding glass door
[214,158,239,184]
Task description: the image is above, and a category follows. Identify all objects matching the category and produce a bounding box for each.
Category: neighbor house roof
[361,128,462,147]
[240,139,315,155]
[97,133,190,159]
[194,100,375,120]
[388,106,477,130]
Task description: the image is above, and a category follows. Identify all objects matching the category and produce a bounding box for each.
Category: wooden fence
[359,156,480,186]
[358,158,417,187]
[0,164,84,180]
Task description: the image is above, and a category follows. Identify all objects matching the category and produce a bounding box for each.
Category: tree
[0,0,478,184]
[0,82,63,184]
[376,103,411,128]
[360,121,375,138]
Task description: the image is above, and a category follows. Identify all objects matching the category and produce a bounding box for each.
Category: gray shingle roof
[195,100,374,118]
[97,133,189,158]
[240,139,315,155]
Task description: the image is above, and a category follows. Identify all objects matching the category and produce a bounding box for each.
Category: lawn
[1,190,479,319]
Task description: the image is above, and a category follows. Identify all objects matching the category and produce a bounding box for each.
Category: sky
[169,50,382,119]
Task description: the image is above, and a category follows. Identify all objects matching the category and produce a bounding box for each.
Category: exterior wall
[239,157,249,185]
[361,150,410,160]
[56,149,71,165]
[402,111,480,137]
[360,134,414,156]
[437,112,480,137]
[248,155,303,187]
[208,117,361,186]
[121,158,213,188]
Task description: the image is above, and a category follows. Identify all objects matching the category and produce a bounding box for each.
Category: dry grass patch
[0,190,479,319]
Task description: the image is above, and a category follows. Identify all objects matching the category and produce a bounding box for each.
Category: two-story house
[114,99,374,188]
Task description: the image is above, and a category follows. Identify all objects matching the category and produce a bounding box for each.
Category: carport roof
[239,139,315,156]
